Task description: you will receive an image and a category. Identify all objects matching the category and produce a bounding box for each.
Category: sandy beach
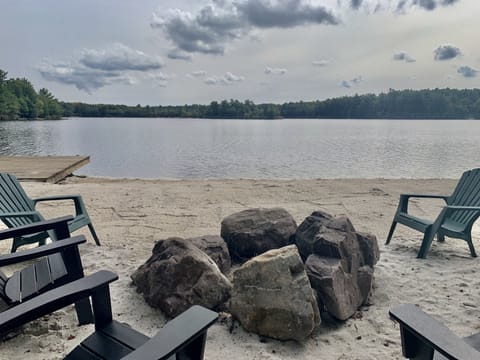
[1,176,478,359]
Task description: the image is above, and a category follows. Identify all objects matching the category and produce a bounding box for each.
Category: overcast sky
[1,0,479,105]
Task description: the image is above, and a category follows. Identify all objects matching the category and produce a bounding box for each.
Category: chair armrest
[0,270,118,335]
[122,305,218,360]
[33,194,87,216]
[398,194,449,214]
[400,194,449,200]
[445,205,480,211]
[389,304,480,360]
[0,215,73,241]
[0,235,86,267]
[0,211,40,220]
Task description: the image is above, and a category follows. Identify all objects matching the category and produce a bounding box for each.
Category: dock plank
[0,156,90,183]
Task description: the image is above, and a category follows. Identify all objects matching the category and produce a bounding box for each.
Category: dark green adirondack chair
[0,270,218,359]
[0,172,100,252]
[386,168,480,258]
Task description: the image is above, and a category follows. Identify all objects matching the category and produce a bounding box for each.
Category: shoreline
[1,177,477,359]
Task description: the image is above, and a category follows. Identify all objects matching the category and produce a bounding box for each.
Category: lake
[0,117,479,179]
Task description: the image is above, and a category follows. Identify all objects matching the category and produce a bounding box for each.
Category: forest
[61,88,480,119]
[2,68,480,120]
[0,70,63,120]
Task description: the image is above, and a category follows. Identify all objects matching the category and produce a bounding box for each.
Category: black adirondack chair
[386,168,480,258]
[0,216,92,324]
[390,304,480,360]
[0,270,218,360]
[0,172,100,252]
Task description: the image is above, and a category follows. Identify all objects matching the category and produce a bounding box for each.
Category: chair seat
[66,320,151,360]
[396,212,433,232]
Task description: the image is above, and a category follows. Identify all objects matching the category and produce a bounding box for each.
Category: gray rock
[221,207,297,262]
[187,235,231,273]
[356,232,380,267]
[131,237,232,317]
[230,245,320,341]
[305,254,362,320]
[357,265,374,304]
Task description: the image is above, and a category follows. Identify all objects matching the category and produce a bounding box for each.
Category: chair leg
[88,223,101,246]
[177,331,208,360]
[466,235,477,257]
[417,227,436,259]
[386,221,397,244]
[74,298,94,325]
[437,234,445,242]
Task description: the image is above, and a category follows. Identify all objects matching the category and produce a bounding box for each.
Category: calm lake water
[0,117,479,179]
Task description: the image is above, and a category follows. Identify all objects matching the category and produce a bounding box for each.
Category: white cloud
[186,70,208,78]
[37,44,166,93]
[264,66,287,75]
[204,71,244,85]
[151,1,339,57]
[80,43,163,71]
[312,59,329,67]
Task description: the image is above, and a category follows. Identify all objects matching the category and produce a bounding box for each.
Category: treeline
[0,70,62,120]
[64,88,480,119]
[2,66,480,120]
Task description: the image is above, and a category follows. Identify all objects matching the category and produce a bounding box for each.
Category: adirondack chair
[390,304,480,360]
[0,270,219,360]
[386,168,480,258]
[0,172,100,252]
[0,216,92,325]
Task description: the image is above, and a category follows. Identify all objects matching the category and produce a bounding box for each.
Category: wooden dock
[0,156,90,183]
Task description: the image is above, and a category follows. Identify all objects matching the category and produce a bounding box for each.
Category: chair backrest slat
[448,169,480,225]
[0,173,36,228]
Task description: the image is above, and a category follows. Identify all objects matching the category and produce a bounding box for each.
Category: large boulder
[296,210,379,320]
[131,237,232,317]
[230,245,320,341]
[221,208,297,262]
[187,235,231,274]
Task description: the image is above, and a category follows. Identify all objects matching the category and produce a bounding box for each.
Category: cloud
[79,43,163,71]
[434,44,461,61]
[457,66,478,78]
[186,70,208,78]
[341,76,363,88]
[151,1,339,57]
[312,59,329,67]
[38,44,167,93]
[264,66,287,75]
[236,0,339,28]
[204,72,244,85]
[37,61,118,93]
[393,51,416,63]
[411,0,460,11]
[167,48,193,61]
[350,0,363,10]
[351,0,460,13]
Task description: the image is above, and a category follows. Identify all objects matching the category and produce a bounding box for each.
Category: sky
[1,0,479,106]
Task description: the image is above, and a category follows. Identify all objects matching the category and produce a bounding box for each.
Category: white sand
[1,176,478,359]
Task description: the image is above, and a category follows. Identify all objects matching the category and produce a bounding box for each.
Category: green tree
[37,88,62,119]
